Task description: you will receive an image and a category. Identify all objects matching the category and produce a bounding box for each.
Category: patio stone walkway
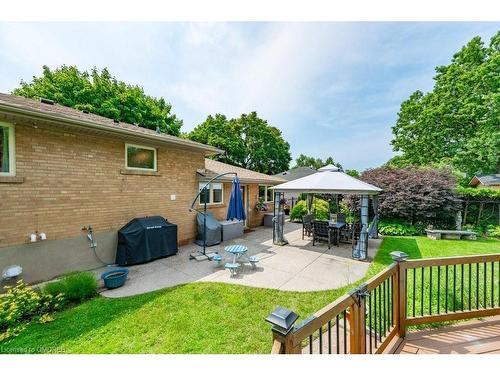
[98,222,382,298]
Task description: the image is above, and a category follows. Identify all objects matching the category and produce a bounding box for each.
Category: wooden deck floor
[391,315,500,354]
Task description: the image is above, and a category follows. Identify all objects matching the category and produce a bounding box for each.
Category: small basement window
[0,122,15,176]
[199,182,224,205]
[125,144,157,171]
[259,185,274,202]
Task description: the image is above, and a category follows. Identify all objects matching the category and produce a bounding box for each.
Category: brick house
[0,93,284,283]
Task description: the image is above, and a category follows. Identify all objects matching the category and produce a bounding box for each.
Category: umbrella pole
[203,191,207,256]
[188,172,237,261]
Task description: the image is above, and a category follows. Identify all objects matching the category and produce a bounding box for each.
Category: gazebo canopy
[271,165,382,195]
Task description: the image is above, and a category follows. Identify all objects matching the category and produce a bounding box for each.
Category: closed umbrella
[226,176,246,221]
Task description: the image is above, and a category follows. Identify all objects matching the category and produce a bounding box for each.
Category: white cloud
[1,22,498,171]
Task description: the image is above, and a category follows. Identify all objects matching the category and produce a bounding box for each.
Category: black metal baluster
[437,266,441,314]
[383,281,386,336]
[336,315,340,354]
[378,285,382,342]
[461,264,464,311]
[385,279,391,332]
[445,265,449,313]
[343,311,347,353]
[429,266,433,315]
[328,321,332,354]
[413,268,416,317]
[369,293,372,354]
[453,264,456,312]
[319,327,323,354]
[364,296,368,354]
[421,267,425,316]
[389,277,394,327]
[374,288,377,348]
[469,263,472,310]
[484,262,487,308]
[476,263,480,309]
[309,335,313,354]
[405,268,408,320]
[491,261,494,308]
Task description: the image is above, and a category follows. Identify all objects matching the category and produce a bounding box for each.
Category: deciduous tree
[14,65,182,135]
[293,154,343,170]
[188,112,291,175]
[391,32,500,179]
[360,166,461,225]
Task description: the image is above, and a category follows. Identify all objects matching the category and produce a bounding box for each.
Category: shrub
[43,271,97,303]
[0,280,64,341]
[486,225,500,238]
[360,166,460,226]
[378,220,418,236]
[290,199,329,222]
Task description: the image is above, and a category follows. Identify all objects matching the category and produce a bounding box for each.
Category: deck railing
[267,252,500,354]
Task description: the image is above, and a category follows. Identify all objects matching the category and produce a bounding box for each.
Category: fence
[267,252,500,354]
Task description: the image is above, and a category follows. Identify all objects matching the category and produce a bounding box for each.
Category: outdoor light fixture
[265,306,299,335]
[39,232,47,241]
[390,251,409,262]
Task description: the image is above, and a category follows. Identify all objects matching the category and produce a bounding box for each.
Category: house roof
[274,166,317,181]
[198,159,286,185]
[469,174,500,187]
[0,93,222,155]
[272,167,382,195]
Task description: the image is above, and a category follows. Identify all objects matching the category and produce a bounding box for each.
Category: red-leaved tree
[360,167,460,225]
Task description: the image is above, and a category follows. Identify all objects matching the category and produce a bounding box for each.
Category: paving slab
[98,222,382,297]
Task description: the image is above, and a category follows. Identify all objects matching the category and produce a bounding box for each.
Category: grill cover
[116,216,178,266]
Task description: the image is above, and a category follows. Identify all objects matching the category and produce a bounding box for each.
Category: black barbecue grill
[116,216,178,266]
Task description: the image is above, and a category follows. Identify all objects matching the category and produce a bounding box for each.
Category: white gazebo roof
[271,167,382,195]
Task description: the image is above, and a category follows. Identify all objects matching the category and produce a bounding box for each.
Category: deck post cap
[265,307,299,335]
[390,251,409,262]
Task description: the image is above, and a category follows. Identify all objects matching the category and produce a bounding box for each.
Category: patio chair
[312,220,333,249]
[336,213,346,223]
[302,214,314,240]
[340,222,360,243]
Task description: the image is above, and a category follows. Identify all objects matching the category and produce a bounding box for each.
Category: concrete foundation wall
[0,230,117,286]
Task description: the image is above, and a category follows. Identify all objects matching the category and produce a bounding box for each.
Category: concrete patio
[99,221,382,298]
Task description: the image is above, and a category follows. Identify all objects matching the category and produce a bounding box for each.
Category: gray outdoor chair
[312,220,333,249]
[302,214,314,240]
[340,222,361,246]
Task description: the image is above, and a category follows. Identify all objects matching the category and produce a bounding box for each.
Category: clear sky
[0,22,498,171]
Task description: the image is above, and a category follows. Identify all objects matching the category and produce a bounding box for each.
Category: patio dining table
[328,221,346,246]
[224,244,248,264]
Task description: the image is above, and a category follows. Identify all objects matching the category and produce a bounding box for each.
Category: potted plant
[280,198,290,215]
[255,197,269,212]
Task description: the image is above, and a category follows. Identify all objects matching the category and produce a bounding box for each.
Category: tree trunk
[462,200,469,226]
[476,202,484,227]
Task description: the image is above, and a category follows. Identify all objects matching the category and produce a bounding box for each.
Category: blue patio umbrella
[226,176,246,221]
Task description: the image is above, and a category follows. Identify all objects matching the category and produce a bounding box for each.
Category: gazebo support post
[369,195,379,239]
[306,193,313,214]
[273,191,288,246]
[353,195,369,260]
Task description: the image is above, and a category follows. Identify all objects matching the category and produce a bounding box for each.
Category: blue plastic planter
[101,268,129,289]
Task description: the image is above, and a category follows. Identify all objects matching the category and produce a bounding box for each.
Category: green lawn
[1,236,498,354]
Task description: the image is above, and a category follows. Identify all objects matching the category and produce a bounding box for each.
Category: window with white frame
[0,122,15,176]
[125,143,157,171]
[259,185,273,202]
[199,182,224,205]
